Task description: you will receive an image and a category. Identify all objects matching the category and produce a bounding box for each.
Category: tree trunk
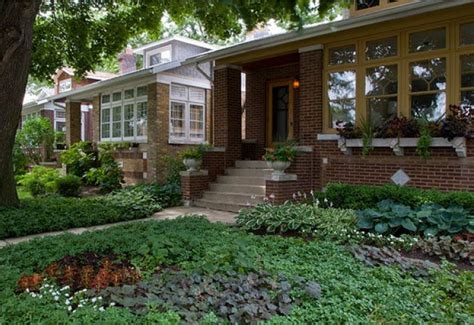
[0,0,41,207]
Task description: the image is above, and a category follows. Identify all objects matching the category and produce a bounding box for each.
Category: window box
[337,137,467,157]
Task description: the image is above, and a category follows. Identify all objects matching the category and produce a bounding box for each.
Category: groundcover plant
[0,217,472,323]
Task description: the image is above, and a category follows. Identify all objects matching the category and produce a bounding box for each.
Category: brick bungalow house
[21,68,116,141]
[51,36,215,183]
[180,0,474,212]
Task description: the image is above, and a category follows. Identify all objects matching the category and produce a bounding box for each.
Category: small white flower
[91,297,97,303]
[99,307,105,312]
[68,306,72,311]
[54,296,59,301]
[98,297,103,300]
[310,190,314,196]
[110,302,116,306]
[269,193,275,199]
[292,193,297,199]
[31,293,37,298]
[26,289,30,293]
[78,304,83,308]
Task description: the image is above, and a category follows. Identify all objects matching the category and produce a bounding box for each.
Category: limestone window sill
[337,137,467,157]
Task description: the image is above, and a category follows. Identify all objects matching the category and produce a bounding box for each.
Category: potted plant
[181,144,209,172]
[263,143,296,175]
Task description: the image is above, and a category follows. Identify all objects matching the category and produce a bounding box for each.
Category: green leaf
[374,222,388,234]
[423,227,438,237]
[401,218,417,232]
[357,218,374,229]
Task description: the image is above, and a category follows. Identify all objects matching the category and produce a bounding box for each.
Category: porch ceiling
[241,53,299,72]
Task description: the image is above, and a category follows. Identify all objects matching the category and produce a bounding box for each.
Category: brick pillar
[65,100,81,146]
[147,82,170,183]
[180,170,209,205]
[91,96,100,143]
[299,48,323,145]
[214,65,242,166]
[244,71,266,156]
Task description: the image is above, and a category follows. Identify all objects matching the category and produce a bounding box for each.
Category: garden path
[0,207,236,248]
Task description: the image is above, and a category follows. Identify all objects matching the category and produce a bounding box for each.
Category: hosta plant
[236,202,356,237]
[356,200,474,237]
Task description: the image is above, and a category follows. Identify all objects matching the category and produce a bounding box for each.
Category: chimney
[118,47,136,74]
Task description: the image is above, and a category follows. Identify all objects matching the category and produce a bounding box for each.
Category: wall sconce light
[292,79,300,89]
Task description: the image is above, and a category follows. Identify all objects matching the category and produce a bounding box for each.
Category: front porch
[181,48,324,210]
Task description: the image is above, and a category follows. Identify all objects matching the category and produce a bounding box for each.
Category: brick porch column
[91,96,100,143]
[213,65,242,166]
[65,100,81,146]
[299,46,323,146]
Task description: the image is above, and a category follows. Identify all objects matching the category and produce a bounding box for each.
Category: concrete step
[217,175,266,186]
[194,199,251,213]
[235,160,268,169]
[210,183,265,195]
[226,168,272,177]
[202,191,265,205]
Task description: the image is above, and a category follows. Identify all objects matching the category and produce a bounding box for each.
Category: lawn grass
[0,217,472,323]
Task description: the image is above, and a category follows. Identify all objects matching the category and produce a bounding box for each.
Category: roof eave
[185,0,462,65]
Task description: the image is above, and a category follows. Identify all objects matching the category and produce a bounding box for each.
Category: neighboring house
[21,68,116,141]
[51,36,216,184]
[180,0,474,212]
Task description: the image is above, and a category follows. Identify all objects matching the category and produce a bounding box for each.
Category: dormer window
[146,45,172,67]
[59,79,72,93]
[351,0,408,16]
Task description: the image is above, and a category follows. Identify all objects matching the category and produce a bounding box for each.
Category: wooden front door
[266,80,294,147]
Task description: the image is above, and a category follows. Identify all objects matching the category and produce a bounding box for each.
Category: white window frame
[100,85,148,143]
[169,84,206,144]
[54,109,66,132]
[59,79,72,93]
[146,45,172,68]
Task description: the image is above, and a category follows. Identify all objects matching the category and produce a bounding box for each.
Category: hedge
[321,183,474,211]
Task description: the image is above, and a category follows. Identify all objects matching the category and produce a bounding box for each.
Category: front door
[266,80,294,147]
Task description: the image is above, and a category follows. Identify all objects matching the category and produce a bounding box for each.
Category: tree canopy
[31,0,347,80]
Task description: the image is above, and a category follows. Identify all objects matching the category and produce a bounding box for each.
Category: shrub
[18,166,61,196]
[356,200,473,237]
[60,142,98,178]
[84,144,123,192]
[416,236,474,265]
[161,155,185,184]
[321,183,474,212]
[16,117,55,163]
[55,175,81,197]
[0,188,162,239]
[104,188,162,219]
[236,202,356,237]
[123,183,181,208]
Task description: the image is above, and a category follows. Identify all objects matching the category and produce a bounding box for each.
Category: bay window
[100,85,148,142]
[169,84,206,144]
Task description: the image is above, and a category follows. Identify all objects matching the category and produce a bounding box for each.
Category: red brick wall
[181,174,209,200]
[242,48,474,193]
[202,151,226,182]
[213,66,242,167]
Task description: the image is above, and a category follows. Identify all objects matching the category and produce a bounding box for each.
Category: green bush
[16,117,54,164]
[0,189,162,239]
[18,166,61,196]
[322,183,474,212]
[161,155,185,184]
[60,141,98,178]
[55,175,81,197]
[236,202,356,237]
[123,183,181,208]
[84,143,124,192]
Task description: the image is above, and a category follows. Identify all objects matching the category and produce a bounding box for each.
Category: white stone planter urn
[183,158,202,172]
[267,160,291,175]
